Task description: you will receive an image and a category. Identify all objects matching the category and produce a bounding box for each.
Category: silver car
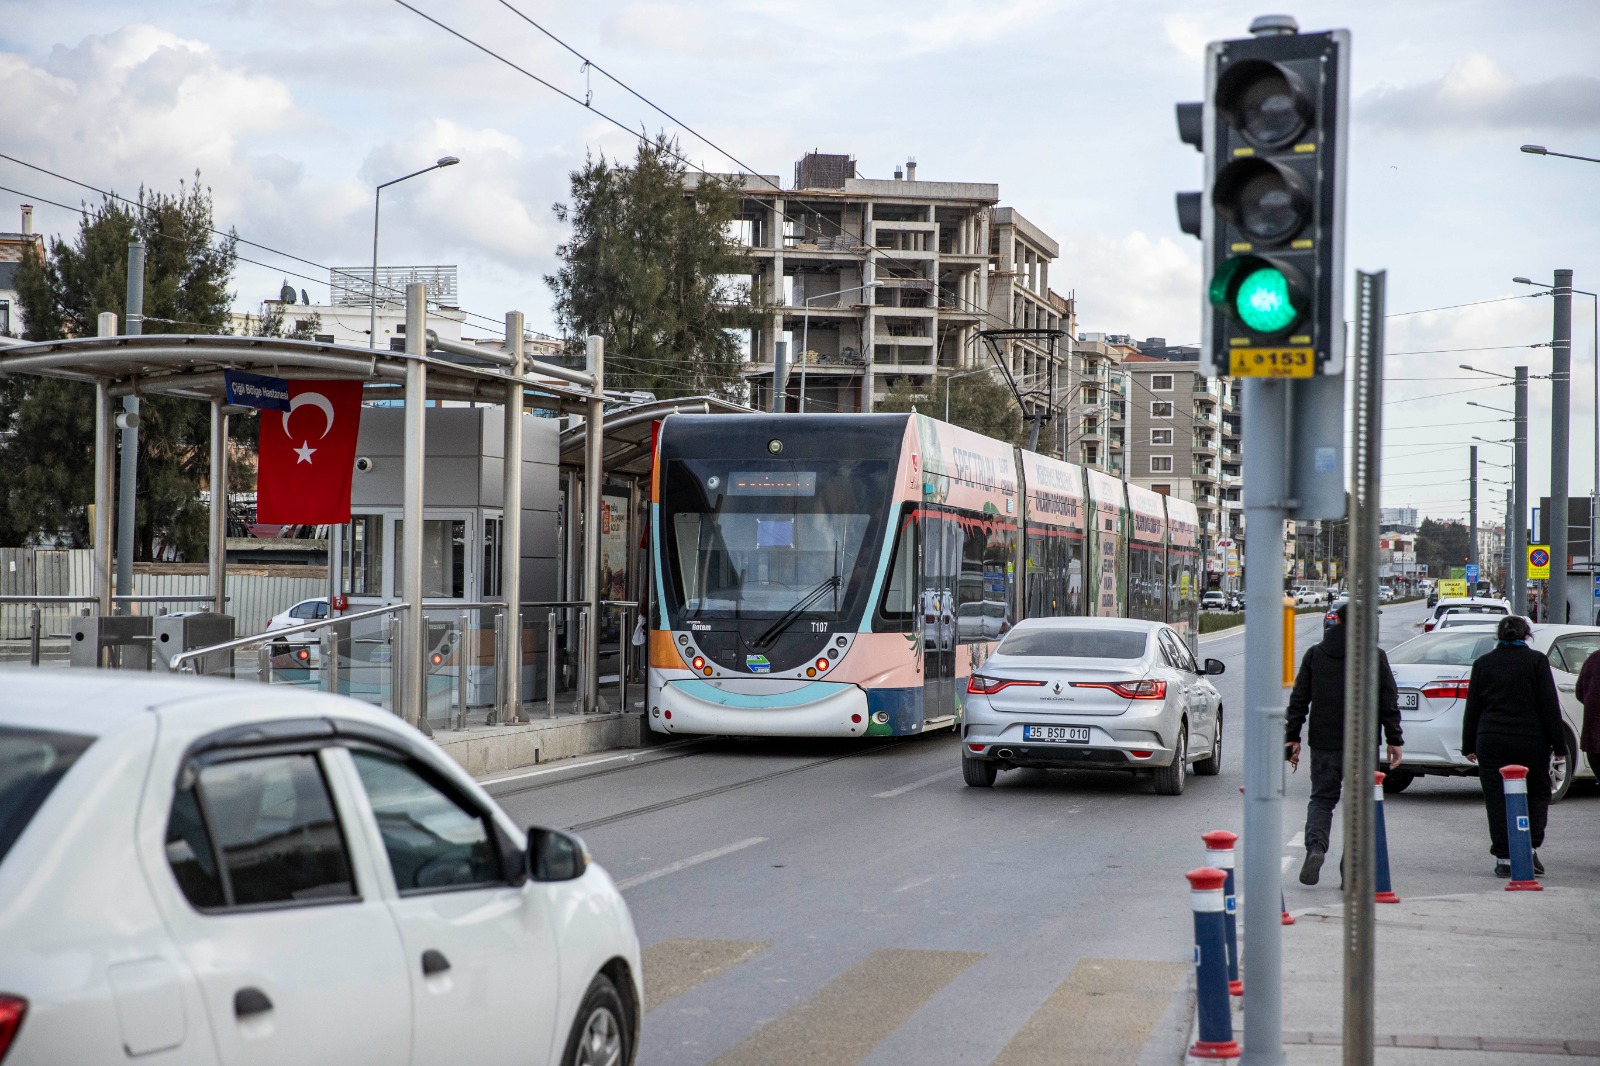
[1384,624,1599,800]
[960,618,1225,795]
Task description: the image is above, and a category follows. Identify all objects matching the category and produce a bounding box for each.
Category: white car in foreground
[960,618,1225,795]
[1383,625,1599,800]
[0,672,642,1066]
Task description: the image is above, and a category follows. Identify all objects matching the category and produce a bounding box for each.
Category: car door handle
[421,949,451,976]
[234,987,273,1019]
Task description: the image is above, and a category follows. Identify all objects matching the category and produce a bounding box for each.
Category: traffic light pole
[1241,377,1290,1066]
[1513,367,1529,615]
[1549,269,1573,621]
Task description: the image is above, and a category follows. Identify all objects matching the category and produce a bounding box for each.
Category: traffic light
[1176,16,1349,379]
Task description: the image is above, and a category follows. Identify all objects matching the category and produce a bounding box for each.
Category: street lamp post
[799,282,879,413]
[944,366,999,422]
[1463,366,1531,613]
[369,156,460,350]
[1521,144,1600,165]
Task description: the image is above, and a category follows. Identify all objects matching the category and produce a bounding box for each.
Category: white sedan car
[1383,624,1599,800]
[0,672,642,1066]
[960,618,1225,795]
[265,596,331,632]
[1422,596,1508,633]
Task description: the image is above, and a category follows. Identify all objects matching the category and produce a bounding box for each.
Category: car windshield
[1388,631,1499,666]
[997,628,1148,658]
[0,725,95,865]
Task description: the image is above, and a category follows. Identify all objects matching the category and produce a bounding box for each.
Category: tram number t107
[811,622,829,633]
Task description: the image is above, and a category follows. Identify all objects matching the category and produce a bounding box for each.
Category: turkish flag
[256,380,364,524]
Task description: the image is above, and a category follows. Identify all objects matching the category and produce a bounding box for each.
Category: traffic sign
[1464,564,1479,585]
[1592,574,1599,600]
[1528,545,1551,580]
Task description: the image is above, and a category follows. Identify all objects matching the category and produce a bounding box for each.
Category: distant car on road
[1201,591,1227,611]
[1379,585,1395,602]
[1435,609,1507,631]
[1423,597,1509,633]
[960,617,1225,795]
[1383,625,1599,799]
[1227,590,1245,611]
[0,672,643,1066]
[266,596,330,632]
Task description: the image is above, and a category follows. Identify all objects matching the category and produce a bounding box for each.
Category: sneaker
[1494,860,1511,878]
[1533,851,1545,876]
[1300,847,1326,886]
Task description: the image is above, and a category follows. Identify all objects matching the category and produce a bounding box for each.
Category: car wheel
[561,974,630,1066]
[962,755,998,788]
[1551,732,1578,803]
[1154,723,1187,796]
[1195,708,1222,776]
[1381,769,1415,794]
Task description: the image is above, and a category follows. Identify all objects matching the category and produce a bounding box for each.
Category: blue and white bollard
[1374,771,1401,904]
[1187,867,1241,1059]
[1499,764,1543,891]
[1202,830,1242,996]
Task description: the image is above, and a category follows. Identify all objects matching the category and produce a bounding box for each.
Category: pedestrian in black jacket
[1284,603,1405,885]
[1462,615,1567,877]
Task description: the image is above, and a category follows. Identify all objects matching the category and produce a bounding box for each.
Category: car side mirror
[528,827,589,882]
[1203,658,1226,676]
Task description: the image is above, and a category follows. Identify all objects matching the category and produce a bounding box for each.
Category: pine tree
[0,176,237,555]
[546,134,764,401]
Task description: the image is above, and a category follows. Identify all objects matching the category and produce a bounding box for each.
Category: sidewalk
[1211,887,1600,1062]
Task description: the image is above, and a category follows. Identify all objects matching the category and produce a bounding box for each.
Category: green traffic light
[1234,265,1298,334]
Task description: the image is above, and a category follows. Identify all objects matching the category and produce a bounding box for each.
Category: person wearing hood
[1284,602,1404,885]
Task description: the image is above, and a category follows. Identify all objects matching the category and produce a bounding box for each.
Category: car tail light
[0,996,25,1063]
[1421,680,1470,700]
[1071,679,1168,700]
[1130,750,1154,759]
[966,675,1044,695]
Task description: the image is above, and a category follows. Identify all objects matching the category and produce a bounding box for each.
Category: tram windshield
[661,458,893,626]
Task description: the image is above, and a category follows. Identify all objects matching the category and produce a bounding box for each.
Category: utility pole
[1550,269,1573,621]
[116,239,145,611]
[1513,367,1530,615]
[1469,446,1478,576]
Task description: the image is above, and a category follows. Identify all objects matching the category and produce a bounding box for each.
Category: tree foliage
[0,177,236,556]
[875,367,1070,454]
[546,134,763,401]
[1416,517,1472,578]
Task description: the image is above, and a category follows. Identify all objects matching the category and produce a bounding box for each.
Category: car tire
[561,974,631,1066]
[962,755,998,788]
[1154,724,1187,796]
[1381,769,1415,794]
[1551,731,1578,803]
[1195,708,1222,776]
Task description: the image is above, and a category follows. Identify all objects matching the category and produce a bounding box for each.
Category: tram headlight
[691,655,705,670]
[815,658,829,672]
[872,711,890,726]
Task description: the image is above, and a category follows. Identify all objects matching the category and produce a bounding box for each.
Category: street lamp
[369,155,460,350]
[943,365,1000,422]
[798,281,880,413]
[1521,144,1600,164]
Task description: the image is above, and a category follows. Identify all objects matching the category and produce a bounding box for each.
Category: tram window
[877,513,915,628]
[345,515,384,596]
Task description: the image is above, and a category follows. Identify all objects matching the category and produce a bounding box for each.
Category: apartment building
[0,205,45,338]
[697,153,1070,416]
[1124,357,1241,567]
[1067,332,1137,476]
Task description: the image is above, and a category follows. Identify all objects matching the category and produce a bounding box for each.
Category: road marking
[478,739,700,785]
[615,837,767,891]
[642,938,771,1012]
[1288,831,1305,849]
[1282,856,1295,875]
[993,958,1189,1066]
[874,767,961,798]
[709,948,982,1066]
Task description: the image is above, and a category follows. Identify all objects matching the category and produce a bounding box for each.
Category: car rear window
[1389,632,1498,666]
[997,628,1148,659]
[0,726,95,865]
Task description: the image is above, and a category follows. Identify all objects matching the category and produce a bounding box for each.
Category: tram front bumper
[649,677,872,737]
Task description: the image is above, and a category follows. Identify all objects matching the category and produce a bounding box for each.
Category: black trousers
[1476,733,1552,859]
[1304,746,1344,853]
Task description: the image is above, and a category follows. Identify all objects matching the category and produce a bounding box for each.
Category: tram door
[919,512,960,720]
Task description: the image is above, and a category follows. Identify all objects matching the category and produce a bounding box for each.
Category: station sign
[224,370,291,412]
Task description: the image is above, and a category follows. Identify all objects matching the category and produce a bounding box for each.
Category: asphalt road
[487,600,1600,1066]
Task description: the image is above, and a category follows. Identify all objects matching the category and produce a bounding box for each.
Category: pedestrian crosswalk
[641,939,1187,1065]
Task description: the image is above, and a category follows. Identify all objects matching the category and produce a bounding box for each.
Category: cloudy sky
[3,0,1597,526]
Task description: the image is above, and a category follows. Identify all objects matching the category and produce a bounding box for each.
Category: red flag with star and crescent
[256,380,364,524]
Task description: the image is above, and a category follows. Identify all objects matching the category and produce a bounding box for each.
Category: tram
[646,414,1202,738]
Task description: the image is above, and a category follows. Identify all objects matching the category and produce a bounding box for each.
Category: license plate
[1024,725,1090,743]
[1398,691,1419,710]
[1229,347,1315,378]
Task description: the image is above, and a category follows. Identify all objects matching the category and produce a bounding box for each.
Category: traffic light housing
[1177,17,1349,379]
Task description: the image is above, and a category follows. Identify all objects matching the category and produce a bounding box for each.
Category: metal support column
[772,340,788,413]
[1550,269,1573,621]
[1240,376,1289,1066]
[1341,270,1387,1066]
[502,311,526,722]
[93,312,118,619]
[582,335,605,713]
[1468,446,1478,576]
[1512,367,1530,615]
[209,401,228,615]
[117,240,145,611]
[400,283,429,733]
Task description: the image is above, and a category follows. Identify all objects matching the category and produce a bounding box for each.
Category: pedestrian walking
[1284,603,1404,886]
[1464,615,1567,877]
[1576,645,1600,776]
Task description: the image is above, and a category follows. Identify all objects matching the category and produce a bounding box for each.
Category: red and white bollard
[1499,764,1543,891]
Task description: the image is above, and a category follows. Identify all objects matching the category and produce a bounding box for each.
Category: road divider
[1186,867,1241,1059]
[1202,831,1243,997]
[1499,765,1544,891]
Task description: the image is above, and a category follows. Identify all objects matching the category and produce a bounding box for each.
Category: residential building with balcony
[1067,333,1131,476]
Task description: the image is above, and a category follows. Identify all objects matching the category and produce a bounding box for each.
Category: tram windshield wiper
[749,574,841,649]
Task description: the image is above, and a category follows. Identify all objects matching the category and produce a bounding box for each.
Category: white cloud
[1162,14,1209,62]
[1361,53,1600,134]
[1060,229,1199,343]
